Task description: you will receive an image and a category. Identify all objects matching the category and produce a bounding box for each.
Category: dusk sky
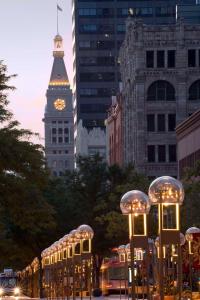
[0,0,73,144]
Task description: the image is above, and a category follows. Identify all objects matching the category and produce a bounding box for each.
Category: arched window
[147,80,175,101]
[189,80,200,100]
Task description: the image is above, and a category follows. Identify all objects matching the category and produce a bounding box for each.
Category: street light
[185,227,200,299]
[77,225,94,300]
[149,176,184,300]
[120,190,151,300]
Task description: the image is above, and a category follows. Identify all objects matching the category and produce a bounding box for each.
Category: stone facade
[44,35,74,176]
[119,19,200,178]
[106,95,123,166]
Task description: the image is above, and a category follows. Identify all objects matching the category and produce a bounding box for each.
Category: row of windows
[80,88,115,97]
[80,72,115,82]
[52,150,68,154]
[79,8,114,17]
[147,114,176,132]
[79,40,115,50]
[51,120,68,124]
[79,56,115,67]
[52,128,69,134]
[52,137,69,144]
[147,80,200,101]
[78,7,175,18]
[146,49,200,69]
[146,50,175,68]
[147,145,176,163]
[82,119,105,128]
[52,160,68,168]
[79,24,114,34]
[80,104,109,114]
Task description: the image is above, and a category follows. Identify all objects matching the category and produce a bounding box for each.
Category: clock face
[54,99,66,111]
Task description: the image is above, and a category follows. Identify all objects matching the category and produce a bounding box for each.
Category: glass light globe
[148,176,184,205]
[180,233,186,246]
[68,230,79,244]
[125,243,130,254]
[120,190,150,215]
[77,224,94,240]
[185,227,200,242]
[117,245,126,254]
[62,234,71,247]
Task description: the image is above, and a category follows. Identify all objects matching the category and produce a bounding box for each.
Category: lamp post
[117,245,126,299]
[148,176,184,300]
[185,227,200,299]
[120,190,151,300]
[77,224,94,300]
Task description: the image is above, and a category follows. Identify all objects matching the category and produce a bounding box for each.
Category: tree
[0,61,56,297]
[45,155,151,287]
[181,161,200,232]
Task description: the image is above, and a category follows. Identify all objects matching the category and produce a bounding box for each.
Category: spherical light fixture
[120,190,150,215]
[148,176,184,205]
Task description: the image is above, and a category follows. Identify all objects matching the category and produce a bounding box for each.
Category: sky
[0,0,73,144]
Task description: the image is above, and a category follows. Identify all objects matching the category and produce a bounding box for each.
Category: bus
[0,269,21,297]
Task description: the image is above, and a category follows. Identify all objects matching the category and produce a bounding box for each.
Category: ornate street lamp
[77,225,94,300]
[120,190,151,300]
[185,227,200,299]
[149,176,184,300]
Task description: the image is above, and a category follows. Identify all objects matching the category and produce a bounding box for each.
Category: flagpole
[57,6,59,34]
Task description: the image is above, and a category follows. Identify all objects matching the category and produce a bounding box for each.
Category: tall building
[43,34,74,176]
[119,19,200,178]
[71,0,194,154]
[177,1,200,24]
[176,110,200,178]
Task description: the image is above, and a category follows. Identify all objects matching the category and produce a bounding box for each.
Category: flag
[57,4,63,12]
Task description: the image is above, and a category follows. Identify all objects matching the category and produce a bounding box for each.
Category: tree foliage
[0,61,56,272]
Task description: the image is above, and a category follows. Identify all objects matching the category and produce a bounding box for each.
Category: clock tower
[43,34,74,176]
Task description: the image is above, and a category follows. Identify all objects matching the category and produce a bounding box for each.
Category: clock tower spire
[43,34,74,176]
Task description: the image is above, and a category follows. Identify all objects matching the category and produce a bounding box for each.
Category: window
[169,145,176,162]
[52,128,56,134]
[189,80,200,100]
[147,81,175,101]
[79,41,91,49]
[58,128,63,134]
[157,51,165,68]
[168,50,175,68]
[80,72,115,82]
[188,49,196,67]
[53,150,57,154]
[146,51,154,68]
[58,137,63,143]
[80,24,97,33]
[52,137,56,143]
[157,114,165,132]
[147,114,155,132]
[158,145,166,162]
[65,150,68,154]
[148,145,155,162]
[156,6,175,17]
[168,114,176,131]
[65,137,69,143]
[117,24,126,33]
[65,160,68,167]
[52,121,56,124]
[64,128,69,134]
[79,8,96,16]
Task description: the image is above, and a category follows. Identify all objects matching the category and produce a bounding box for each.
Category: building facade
[106,95,123,166]
[43,34,74,176]
[176,109,200,178]
[76,120,106,160]
[71,0,193,154]
[177,1,200,24]
[119,19,200,178]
